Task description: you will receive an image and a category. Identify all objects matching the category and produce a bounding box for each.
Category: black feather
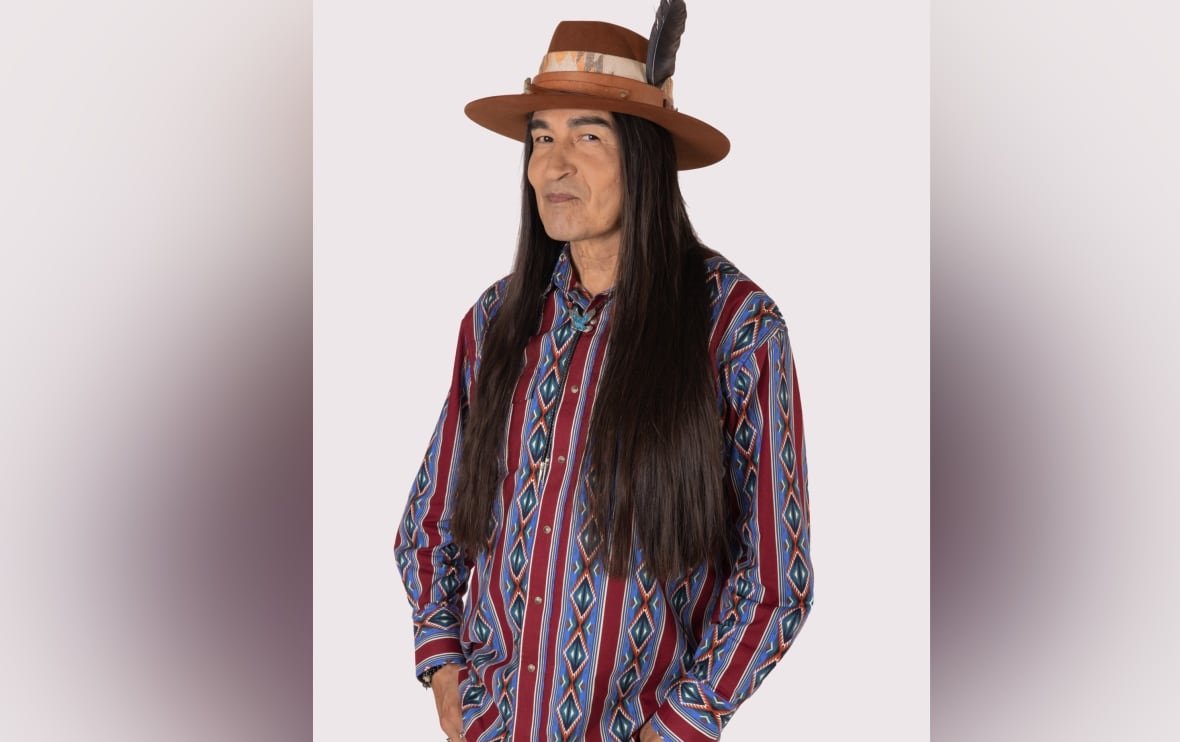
[645,0,688,88]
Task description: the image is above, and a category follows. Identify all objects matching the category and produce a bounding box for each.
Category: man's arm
[648,321,815,741]
[393,311,476,683]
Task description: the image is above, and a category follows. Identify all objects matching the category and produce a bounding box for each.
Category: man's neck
[568,237,619,297]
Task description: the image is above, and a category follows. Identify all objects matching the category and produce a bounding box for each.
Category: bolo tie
[568,303,598,332]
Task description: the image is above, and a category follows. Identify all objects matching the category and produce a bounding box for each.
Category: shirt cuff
[413,634,466,681]
[647,681,724,742]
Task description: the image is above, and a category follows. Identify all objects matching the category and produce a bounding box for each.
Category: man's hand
[638,718,666,741]
[430,663,465,741]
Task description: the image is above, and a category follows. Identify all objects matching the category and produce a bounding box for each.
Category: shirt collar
[547,242,615,311]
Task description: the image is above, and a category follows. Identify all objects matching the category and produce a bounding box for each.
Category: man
[394,4,814,740]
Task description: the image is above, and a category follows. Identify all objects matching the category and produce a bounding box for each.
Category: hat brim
[464,92,730,170]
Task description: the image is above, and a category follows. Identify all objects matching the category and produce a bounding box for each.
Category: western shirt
[394,242,814,741]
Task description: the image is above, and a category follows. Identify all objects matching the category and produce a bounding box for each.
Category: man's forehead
[528,109,616,129]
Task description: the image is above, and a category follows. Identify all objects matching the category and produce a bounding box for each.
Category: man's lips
[545,193,577,203]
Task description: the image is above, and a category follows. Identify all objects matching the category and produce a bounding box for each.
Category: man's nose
[544,139,576,179]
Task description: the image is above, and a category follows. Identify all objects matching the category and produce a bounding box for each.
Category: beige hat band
[540,50,645,79]
[531,50,675,108]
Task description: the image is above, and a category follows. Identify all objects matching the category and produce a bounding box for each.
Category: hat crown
[546,21,648,62]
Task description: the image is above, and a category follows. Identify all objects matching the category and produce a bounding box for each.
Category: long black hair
[451,112,735,582]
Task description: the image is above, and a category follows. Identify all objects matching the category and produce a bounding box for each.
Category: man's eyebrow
[568,115,613,129]
[527,115,613,132]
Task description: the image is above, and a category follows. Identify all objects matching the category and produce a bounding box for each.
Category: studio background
[315,1,929,739]
[6,1,1177,739]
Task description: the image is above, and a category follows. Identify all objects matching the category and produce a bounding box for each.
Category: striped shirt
[394,242,814,741]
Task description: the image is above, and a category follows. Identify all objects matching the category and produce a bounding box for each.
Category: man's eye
[581,134,600,141]
[534,135,553,143]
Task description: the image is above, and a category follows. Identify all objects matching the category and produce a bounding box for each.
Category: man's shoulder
[458,274,513,347]
[702,250,788,363]
[472,274,512,321]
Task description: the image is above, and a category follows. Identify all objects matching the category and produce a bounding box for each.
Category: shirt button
[533,595,543,604]
[543,525,552,533]
[557,455,566,464]
[570,384,579,394]
[527,663,536,672]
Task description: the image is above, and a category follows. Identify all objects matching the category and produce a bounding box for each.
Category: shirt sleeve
[393,310,477,681]
[648,321,815,741]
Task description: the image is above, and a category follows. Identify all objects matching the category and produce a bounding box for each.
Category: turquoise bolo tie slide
[568,305,598,332]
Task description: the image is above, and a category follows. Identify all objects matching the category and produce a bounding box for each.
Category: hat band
[539,50,647,81]
[528,50,675,109]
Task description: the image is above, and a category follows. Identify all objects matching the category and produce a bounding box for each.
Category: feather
[645,0,688,88]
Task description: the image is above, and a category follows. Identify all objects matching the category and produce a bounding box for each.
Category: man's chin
[540,226,579,243]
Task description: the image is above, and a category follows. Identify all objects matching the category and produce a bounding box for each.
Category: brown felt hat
[464,16,730,170]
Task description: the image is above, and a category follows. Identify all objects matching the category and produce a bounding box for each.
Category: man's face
[527,108,623,250]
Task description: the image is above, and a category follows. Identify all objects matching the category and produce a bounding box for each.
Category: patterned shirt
[394,242,814,741]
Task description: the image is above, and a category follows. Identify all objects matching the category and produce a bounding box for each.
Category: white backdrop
[314,1,929,739]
